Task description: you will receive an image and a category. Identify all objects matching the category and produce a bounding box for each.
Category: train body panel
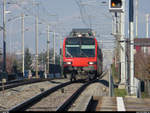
[64,57,96,68]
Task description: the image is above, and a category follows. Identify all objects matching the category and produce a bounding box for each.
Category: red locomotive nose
[62,28,103,81]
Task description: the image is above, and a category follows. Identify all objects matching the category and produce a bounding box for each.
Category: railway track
[7,79,99,111]
[56,70,108,111]
[0,79,24,85]
[6,70,108,112]
[0,77,63,91]
[56,79,98,111]
[8,80,74,111]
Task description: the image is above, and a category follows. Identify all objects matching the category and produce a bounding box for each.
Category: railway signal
[109,0,124,12]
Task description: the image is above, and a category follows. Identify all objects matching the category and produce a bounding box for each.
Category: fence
[134,77,141,98]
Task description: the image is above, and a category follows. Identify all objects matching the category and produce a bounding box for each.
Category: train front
[63,36,98,81]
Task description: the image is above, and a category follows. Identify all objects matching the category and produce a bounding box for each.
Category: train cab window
[65,38,80,45]
[65,38,95,58]
[65,46,80,57]
[80,45,95,57]
[81,38,95,45]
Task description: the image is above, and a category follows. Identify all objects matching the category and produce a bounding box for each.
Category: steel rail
[8,71,105,111]
[56,70,107,111]
[0,77,63,91]
[8,81,72,111]
[1,79,24,85]
[56,79,98,111]
[0,78,49,86]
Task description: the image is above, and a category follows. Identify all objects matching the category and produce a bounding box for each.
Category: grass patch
[141,92,150,98]
[114,88,127,97]
[111,63,119,83]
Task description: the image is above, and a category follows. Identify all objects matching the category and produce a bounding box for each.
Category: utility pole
[129,0,135,95]
[135,0,138,38]
[21,14,25,77]
[60,35,62,65]
[120,12,126,86]
[59,34,63,77]
[53,31,56,64]
[115,12,119,34]
[47,25,50,75]
[112,14,115,35]
[3,0,7,79]
[144,14,149,54]
[35,16,39,78]
[146,14,149,38]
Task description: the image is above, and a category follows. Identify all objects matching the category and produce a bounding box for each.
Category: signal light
[109,0,124,12]
[112,2,115,7]
[111,0,122,8]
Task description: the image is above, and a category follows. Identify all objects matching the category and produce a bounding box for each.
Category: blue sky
[0,0,150,55]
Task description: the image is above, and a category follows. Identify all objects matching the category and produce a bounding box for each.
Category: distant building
[134,38,150,55]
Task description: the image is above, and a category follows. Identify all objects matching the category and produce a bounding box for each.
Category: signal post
[109,0,136,95]
[109,0,126,88]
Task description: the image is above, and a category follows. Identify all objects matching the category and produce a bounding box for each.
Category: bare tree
[5,53,16,74]
[135,50,150,96]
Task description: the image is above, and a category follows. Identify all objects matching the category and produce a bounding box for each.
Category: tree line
[134,50,150,97]
[0,48,60,74]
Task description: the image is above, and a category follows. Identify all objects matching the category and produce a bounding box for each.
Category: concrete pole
[3,0,6,76]
[59,34,63,77]
[60,35,62,65]
[44,64,47,78]
[35,16,39,78]
[47,25,50,74]
[144,14,149,53]
[129,0,135,95]
[115,12,119,34]
[111,13,116,35]
[53,31,55,64]
[112,14,114,35]
[146,14,149,38]
[135,0,138,38]
[120,12,126,86]
[47,25,50,75]
[21,14,25,77]
[42,49,44,71]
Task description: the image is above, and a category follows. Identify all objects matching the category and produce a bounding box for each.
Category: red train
[62,29,103,81]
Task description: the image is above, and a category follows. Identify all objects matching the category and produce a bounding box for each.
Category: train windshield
[65,37,95,57]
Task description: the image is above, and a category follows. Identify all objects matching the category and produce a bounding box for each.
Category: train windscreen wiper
[80,50,88,57]
[66,49,73,57]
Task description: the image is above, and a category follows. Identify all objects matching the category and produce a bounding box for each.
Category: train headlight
[88,62,97,65]
[64,62,72,65]
[77,34,82,37]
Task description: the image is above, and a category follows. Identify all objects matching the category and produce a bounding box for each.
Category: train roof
[69,28,95,38]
